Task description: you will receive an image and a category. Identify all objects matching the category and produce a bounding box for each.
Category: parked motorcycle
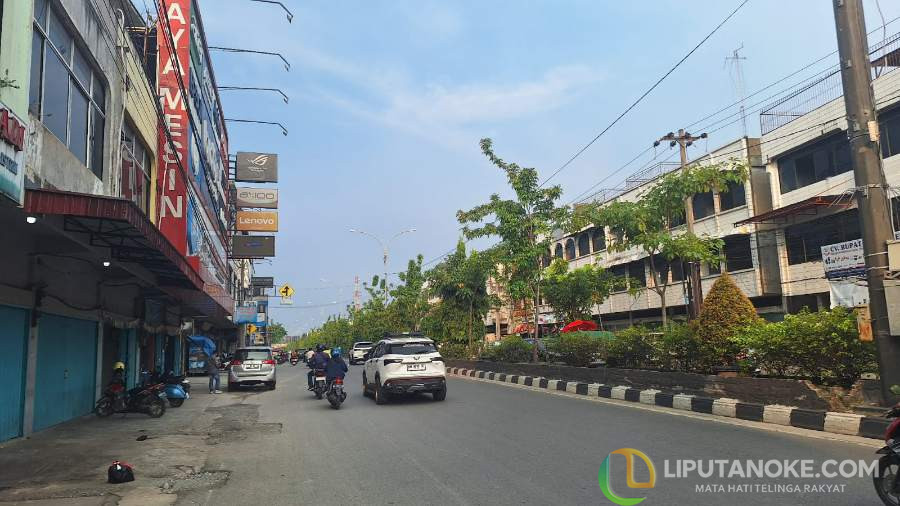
[312,369,327,399]
[325,377,347,409]
[160,372,190,407]
[874,404,900,505]
[95,381,166,418]
[289,356,299,366]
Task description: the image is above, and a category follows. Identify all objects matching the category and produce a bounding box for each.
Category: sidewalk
[0,375,235,505]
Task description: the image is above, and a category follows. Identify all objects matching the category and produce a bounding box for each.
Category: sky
[178,0,900,335]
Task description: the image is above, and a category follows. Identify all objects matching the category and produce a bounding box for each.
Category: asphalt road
[176,364,882,506]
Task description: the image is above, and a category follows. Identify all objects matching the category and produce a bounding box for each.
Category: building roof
[734,195,851,225]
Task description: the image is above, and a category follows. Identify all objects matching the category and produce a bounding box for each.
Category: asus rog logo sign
[235,152,278,183]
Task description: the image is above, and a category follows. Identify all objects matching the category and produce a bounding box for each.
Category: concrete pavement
[175,364,882,506]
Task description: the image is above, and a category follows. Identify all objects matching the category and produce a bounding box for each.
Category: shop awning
[734,195,852,226]
[24,189,233,325]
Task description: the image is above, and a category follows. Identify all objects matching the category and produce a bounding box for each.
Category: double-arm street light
[349,228,416,301]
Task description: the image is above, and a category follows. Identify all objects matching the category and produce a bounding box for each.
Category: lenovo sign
[231,235,275,258]
[236,152,278,182]
[235,187,278,209]
[236,211,278,232]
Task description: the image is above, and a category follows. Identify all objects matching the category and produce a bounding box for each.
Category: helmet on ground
[331,347,342,358]
[113,361,125,371]
[315,344,326,352]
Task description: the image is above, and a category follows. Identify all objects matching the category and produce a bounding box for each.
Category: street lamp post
[349,228,416,302]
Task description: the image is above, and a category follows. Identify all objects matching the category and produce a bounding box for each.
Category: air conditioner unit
[889,240,900,273]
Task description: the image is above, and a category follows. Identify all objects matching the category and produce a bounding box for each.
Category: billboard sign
[822,238,866,279]
[236,211,278,232]
[231,235,275,258]
[235,187,278,209]
[0,106,25,206]
[251,276,275,287]
[236,152,278,182]
[234,305,257,323]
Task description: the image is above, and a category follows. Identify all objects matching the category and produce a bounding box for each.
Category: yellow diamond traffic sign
[247,323,258,334]
[279,284,295,297]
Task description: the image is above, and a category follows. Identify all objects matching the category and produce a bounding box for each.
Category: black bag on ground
[107,461,135,483]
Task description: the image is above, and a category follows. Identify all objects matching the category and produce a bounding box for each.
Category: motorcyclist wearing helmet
[307,344,329,390]
[325,347,348,384]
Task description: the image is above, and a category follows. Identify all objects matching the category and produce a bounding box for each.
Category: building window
[610,264,628,292]
[554,243,564,259]
[668,212,686,229]
[692,191,715,220]
[723,234,754,272]
[670,258,685,282]
[30,0,106,178]
[880,107,900,159]
[719,181,746,211]
[785,209,861,265]
[892,197,900,234]
[777,132,851,194]
[591,228,606,252]
[121,121,151,215]
[577,233,591,257]
[705,260,721,276]
[627,260,646,288]
[565,238,576,260]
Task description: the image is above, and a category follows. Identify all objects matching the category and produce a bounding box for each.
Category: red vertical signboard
[156,0,191,255]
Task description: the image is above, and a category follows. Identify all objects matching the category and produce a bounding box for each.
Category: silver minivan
[228,347,276,391]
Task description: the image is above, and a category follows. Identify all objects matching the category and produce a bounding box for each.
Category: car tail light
[886,418,900,442]
[262,359,275,365]
[334,378,343,384]
[384,358,403,365]
[231,360,242,366]
[431,356,444,362]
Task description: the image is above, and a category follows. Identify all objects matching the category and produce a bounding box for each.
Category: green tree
[541,258,623,324]
[458,138,568,361]
[692,272,761,369]
[574,160,747,325]
[427,240,498,348]
[268,321,287,344]
[390,255,429,332]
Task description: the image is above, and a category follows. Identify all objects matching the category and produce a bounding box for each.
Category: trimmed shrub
[482,336,533,363]
[547,332,604,367]
[692,272,761,369]
[653,322,703,372]
[608,326,656,369]
[733,307,877,386]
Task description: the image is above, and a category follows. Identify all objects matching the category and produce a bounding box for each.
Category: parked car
[362,335,446,404]
[227,346,276,391]
[349,341,373,364]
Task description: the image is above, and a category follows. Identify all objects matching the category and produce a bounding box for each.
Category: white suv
[362,336,446,404]
[349,341,373,365]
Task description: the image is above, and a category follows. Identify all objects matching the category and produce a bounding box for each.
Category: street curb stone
[445,367,887,440]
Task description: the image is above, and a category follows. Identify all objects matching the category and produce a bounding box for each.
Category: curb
[447,367,890,440]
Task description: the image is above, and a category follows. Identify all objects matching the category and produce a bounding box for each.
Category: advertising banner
[234,305,257,323]
[251,276,275,287]
[236,187,278,209]
[822,238,866,279]
[156,0,191,255]
[231,235,275,258]
[236,152,278,182]
[0,106,26,206]
[236,211,278,232]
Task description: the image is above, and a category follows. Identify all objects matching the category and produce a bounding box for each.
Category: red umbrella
[561,320,598,333]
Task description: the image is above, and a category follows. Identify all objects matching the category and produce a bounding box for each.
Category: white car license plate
[316,377,326,382]
[407,363,426,372]
[245,363,260,370]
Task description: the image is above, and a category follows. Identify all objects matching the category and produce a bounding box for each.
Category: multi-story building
[0,0,239,443]
[546,137,782,331]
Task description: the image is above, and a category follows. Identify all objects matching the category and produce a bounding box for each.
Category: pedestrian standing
[207,352,222,394]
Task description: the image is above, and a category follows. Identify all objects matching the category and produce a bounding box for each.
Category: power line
[539,0,750,188]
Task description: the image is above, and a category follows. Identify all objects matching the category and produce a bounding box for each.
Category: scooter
[312,369,327,399]
[874,403,900,505]
[161,372,190,407]
[95,381,166,418]
[289,356,299,366]
[325,377,347,409]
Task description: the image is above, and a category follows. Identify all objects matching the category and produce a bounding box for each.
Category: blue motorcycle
[143,370,191,408]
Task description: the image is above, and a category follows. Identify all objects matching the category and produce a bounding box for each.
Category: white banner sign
[822,238,865,279]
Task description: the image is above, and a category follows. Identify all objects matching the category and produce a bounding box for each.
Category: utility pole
[833,0,900,405]
[656,129,708,320]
